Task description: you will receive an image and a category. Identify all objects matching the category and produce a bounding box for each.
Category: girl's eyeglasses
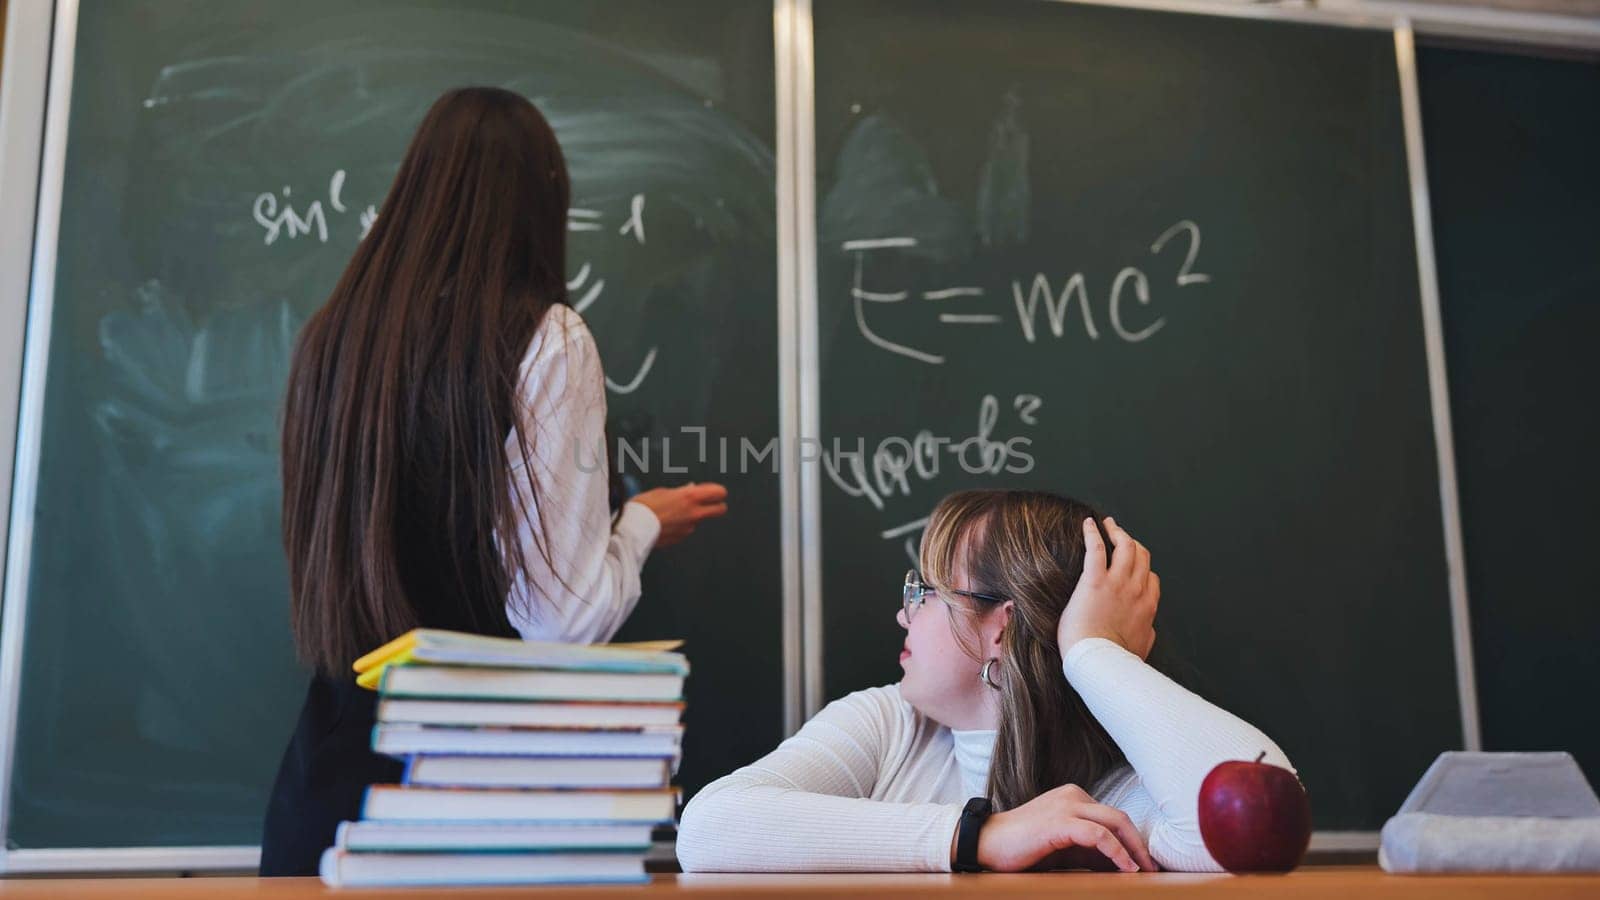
[901,569,1007,623]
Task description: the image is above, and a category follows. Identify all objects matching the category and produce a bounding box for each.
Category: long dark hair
[282,87,570,676]
[920,489,1133,811]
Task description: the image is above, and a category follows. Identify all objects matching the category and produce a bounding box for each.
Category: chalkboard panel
[9,0,778,849]
[1420,43,1600,785]
[813,0,1462,830]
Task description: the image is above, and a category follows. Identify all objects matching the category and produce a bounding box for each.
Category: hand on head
[1056,517,1160,660]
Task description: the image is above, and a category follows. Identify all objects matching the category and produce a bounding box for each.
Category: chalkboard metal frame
[0,0,1593,876]
[1393,20,1483,756]
[0,0,52,607]
[1333,0,1600,51]
[789,0,828,728]
[776,0,809,745]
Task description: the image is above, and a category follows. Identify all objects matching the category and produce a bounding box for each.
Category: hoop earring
[980,658,1002,690]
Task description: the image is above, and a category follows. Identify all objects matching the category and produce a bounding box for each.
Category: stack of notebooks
[318,629,687,888]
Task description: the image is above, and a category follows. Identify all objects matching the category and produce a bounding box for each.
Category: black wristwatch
[953,796,993,873]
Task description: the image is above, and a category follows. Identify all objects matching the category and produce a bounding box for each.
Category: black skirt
[259,674,404,876]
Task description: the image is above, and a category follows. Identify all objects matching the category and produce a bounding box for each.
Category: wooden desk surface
[2,868,1598,899]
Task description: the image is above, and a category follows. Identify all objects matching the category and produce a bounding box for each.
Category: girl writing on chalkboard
[677,489,1294,874]
[260,87,728,876]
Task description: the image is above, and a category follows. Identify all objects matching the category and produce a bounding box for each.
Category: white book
[334,820,653,853]
[392,628,687,674]
[381,665,684,702]
[373,723,682,758]
[405,755,671,789]
[319,848,645,887]
[379,697,684,728]
[362,786,677,824]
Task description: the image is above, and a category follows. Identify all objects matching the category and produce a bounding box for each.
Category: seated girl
[677,489,1295,873]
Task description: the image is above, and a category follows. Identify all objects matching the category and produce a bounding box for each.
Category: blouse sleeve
[503,308,660,644]
[677,687,964,873]
[1064,637,1297,872]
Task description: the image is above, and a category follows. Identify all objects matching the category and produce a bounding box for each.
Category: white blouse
[677,638,1295,873]
[502,303,660,643]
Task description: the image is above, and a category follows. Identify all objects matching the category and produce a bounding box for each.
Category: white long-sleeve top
[677,637,1294,873]
[502,303,660,644]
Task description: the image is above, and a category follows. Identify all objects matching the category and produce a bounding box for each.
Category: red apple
[1197,752,1312,872]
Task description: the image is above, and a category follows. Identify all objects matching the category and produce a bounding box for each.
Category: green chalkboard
[8,0,778,849]
[813,0,1461,830]
[1420,43,1600,785]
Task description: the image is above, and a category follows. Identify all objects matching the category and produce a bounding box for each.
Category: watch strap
[954,796,992,873]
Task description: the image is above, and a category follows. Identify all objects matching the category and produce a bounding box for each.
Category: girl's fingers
[1105,517,1137,578]
[1081,518,1108,578]
[1046,782,1093,805]
[694,499,732,522]
[688,482,728,502]
[1063,821,1139,873]
[1071,804,1159,873]
[1132,541,1153,592]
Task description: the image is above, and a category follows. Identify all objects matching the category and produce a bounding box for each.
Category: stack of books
[318,629,687,888]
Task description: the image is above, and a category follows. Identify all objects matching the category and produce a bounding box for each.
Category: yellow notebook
[355,648,416,690]
[353,629,685,690]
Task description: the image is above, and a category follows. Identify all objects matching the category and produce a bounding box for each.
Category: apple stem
[1255,751,1267,764]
